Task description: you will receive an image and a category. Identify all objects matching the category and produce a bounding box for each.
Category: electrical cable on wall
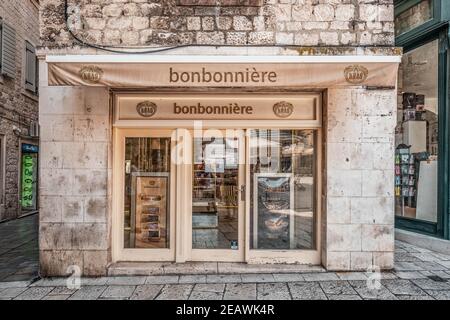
[63,0,291,54]
[63,0,365,54]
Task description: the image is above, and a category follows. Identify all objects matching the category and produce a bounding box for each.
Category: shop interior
[192,137,239,250]
[396,39,439,222]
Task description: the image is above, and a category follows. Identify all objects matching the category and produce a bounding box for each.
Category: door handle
[240,185,245,201]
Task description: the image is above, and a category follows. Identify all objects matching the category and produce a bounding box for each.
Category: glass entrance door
[114,129,176,262]
[190,129,245,261]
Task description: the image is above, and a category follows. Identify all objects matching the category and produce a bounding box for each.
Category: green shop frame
[20,143,38,212]
[395,0,450,239]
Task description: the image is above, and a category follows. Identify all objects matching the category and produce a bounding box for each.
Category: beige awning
[46,55,401,88]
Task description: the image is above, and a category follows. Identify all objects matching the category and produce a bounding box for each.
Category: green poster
[21,155,35,208]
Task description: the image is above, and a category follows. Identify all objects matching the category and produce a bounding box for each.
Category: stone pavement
[0,214,38,282]
[1,216,450,300]
[0,240,450,300]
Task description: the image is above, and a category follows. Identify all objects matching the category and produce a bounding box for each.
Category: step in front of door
[108,262,325,276]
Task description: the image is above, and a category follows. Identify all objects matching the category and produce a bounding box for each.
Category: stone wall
[38,70,111,276]
[40,0,395,48]
[324,88,396,270]
[0,0,39,221]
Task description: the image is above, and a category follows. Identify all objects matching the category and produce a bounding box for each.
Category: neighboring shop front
[394,0,450,239]
[0,0,40,221]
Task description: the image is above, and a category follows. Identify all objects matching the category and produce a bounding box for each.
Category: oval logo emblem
[273,101,294,118]
[344,65,368,84]
[79,65,103,84]
[136,101,157,118]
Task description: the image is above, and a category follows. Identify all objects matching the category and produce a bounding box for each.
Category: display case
[395,144,417,217]
[131,172,170,248]
[253,173,295,249]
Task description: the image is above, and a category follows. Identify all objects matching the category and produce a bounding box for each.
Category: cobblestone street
[1,216,450,300]
[0,214,38,282]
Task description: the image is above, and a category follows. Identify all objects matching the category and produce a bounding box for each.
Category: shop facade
[38,1,400,276]
[394,0,450,239]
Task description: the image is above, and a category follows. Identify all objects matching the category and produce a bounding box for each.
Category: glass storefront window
[249,129,316,250]
[123,137,171,248]
[395,39,439,223]
[395,0,433,36]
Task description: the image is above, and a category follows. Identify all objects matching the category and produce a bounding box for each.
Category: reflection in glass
[250,130,316,250]
[395,40,438,223]
[192,136,239,249]
[395,0,432,36]
[124,137,171,248]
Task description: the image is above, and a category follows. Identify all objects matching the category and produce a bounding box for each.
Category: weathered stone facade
[0,0,39,221]
[324,88,396,270]
[39,0,398,276]
[38,73,397,275]
[38,84,111,276]
[40,0,394,48]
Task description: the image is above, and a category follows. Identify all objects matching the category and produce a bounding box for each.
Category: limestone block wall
[40,0,395,48]
[38,63,111,276]
[323,88,396,271]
